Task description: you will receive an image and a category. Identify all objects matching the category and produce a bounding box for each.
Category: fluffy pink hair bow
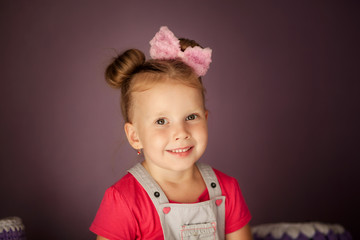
[149,26,212,77]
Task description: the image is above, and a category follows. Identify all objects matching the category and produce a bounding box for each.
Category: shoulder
[90,173,163,239]
[211,167,239,190]
[111,172,142,194]
[97,173,145,221]
[97,173,143,207]
[90,173,140,239]
[107,173,154,211]
[110,172,164,223]
[210,166,246,201]
[210,166,252,234]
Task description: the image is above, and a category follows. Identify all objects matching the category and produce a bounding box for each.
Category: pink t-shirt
[90,167,251,240]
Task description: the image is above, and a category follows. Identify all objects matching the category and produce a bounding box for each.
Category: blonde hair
[105,39,206,123]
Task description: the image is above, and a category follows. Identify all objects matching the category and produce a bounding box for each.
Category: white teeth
[171,147,190,153]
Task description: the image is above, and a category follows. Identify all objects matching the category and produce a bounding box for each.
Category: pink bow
[149,26,212,77]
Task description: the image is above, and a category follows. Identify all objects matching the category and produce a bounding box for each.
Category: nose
[174,122,190,141]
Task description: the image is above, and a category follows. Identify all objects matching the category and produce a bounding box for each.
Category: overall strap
[128,163,169,209]
[129,162,225,240]
[196,162,222,199]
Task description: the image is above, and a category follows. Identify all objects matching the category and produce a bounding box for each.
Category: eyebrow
[152,112,167,117]
[154,109,203,117]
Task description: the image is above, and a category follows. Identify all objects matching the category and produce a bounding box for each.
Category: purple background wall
[1,1,359,239]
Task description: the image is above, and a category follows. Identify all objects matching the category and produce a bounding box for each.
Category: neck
[141,161,199,185]
[141,160,206,203]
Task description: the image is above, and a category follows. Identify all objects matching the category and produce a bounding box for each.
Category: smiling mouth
[167,147,193,153]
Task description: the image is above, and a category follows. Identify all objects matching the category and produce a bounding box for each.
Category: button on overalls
[129,163,226,240]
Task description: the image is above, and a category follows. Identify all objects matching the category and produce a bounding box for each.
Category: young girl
[90,26,252,240]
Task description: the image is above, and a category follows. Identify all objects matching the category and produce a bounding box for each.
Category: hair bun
[105,49,145,89]
[179,38,202,51]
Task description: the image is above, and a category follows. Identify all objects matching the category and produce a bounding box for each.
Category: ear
[205,110,209,120]
[124,122,143,150]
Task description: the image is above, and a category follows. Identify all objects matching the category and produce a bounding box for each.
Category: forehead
[131,81,204,115]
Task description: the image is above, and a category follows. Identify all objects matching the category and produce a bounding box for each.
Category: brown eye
[185,114,198,121]
[155,118,168,125]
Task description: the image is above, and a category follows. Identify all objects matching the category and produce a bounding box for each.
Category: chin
[168,158,200,171]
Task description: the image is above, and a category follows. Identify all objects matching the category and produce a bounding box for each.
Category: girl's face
[125,79,208,173]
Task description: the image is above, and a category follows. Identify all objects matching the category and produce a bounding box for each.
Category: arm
[96,236,109,240]
[226,224,253,240]
[90,184,139,239]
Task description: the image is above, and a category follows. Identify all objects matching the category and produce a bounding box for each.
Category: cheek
[142,128,170,148]
[191,123,208,142]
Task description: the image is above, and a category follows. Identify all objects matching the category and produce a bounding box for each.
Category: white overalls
[128,163,226,240]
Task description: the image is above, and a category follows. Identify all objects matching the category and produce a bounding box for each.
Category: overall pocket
[180,222,217,240]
